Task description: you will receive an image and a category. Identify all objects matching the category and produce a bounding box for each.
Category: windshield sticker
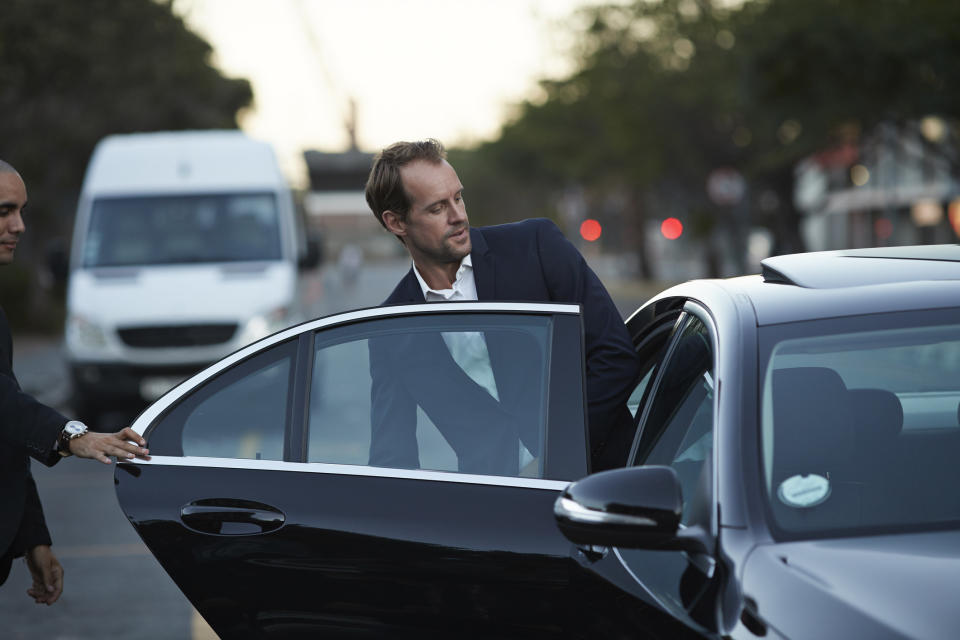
[777,474,831,508]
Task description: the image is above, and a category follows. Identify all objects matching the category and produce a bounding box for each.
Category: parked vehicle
[116,244,960,638]
[65,130,317,424]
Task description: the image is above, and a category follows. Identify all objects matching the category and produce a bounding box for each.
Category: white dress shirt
[413,257,536,470]
[413,256,499,401]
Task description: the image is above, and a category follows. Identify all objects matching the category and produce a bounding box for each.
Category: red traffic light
[661,217,683,240]
[580,219,602,242]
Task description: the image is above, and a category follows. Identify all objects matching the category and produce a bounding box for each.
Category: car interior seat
[770,366,861,532]
[842,388,904,524]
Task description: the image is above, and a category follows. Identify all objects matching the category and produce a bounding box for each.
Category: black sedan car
[116,244,960,638]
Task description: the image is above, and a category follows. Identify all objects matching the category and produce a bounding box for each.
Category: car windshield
[759,308,960,539]
[83,192,281,267]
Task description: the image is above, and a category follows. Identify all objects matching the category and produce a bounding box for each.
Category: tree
[732,0,960,252]
[0,0,252,327]
[472,0,960,276]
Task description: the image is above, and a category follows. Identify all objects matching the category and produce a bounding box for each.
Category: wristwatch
[58,420,89,457]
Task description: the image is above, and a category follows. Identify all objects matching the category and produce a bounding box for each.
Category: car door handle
[180,499,285,536]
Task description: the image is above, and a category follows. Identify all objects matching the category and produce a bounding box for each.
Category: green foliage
[469,0,960,266]
[0,0,252,237]
[0,0,252,329]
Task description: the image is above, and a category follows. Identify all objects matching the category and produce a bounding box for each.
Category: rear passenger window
[145,339,296,459]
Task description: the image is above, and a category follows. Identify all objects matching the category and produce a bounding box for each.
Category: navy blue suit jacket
[372,218,641,472]
[0,307,65,584]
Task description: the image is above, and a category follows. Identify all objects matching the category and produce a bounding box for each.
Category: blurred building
[302,149,402,259]
[795,118,960,250]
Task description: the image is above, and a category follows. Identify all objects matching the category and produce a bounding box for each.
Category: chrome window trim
[131,301,581,436]
[124,456,570,491]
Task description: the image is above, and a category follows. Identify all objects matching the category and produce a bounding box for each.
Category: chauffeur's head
[366,139,471,288]
[0,159,27,266]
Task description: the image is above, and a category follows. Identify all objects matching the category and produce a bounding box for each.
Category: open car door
[115,302,595,638]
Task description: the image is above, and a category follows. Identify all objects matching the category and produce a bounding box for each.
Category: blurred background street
[2,0,959,637]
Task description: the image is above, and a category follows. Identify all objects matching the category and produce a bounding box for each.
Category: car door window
[626,312,683,419]
[308,314,553,478]
[619,314,716,630]
[632,315,715,524]
[145,338,297,459]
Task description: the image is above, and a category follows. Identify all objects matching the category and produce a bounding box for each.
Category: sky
[174,0,603,186]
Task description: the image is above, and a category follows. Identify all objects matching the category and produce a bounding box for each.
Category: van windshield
[83,193,282,267]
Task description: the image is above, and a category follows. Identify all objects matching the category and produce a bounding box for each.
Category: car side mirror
[554,465,710,555]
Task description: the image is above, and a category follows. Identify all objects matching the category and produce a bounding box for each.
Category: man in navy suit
[0,160,150,603]
[364,140,640,473]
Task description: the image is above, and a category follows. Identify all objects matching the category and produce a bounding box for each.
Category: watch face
[65,422,87,436]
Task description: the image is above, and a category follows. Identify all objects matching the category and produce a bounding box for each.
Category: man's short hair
[0,159,18,174]
[365,139,446,228]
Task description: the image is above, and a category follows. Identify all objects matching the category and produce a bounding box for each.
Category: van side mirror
[45,238,69,285]
[298,236,323,270]
[554,466,710,554]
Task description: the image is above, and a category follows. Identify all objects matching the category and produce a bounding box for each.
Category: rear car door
[115,302,592,638]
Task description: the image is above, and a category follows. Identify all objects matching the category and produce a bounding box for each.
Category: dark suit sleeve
[0,371,66,466]
[9,471,52,558]
[368,336,421,469]
[369,333,523,476]
[534,219,642,470]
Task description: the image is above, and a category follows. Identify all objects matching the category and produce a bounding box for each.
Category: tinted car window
[761,309,960,538]
[619,314,715,630]
[308,314,552,478]
[632,315,714,525]
[626,311,683,418]
[145,338,297,459]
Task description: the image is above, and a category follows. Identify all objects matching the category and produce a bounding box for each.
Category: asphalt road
[0,256,655,638]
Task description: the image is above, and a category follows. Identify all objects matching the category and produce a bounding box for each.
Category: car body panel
[761,244,960,288]
[743,530,960,639]
[116,462,580,636]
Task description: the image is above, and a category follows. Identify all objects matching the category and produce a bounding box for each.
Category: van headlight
[66,314,108,349]
[239,307,289,345]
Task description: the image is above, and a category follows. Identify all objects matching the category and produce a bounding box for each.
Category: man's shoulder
[475,218,562,251]
[476,217,557,240]
[382,267,421,305]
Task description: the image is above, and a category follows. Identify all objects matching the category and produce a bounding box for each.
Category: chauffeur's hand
[25,545,63,605]
[69,427,150,464]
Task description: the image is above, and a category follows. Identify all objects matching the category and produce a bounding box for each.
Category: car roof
[647,245,960,327]
[760,244,960,288]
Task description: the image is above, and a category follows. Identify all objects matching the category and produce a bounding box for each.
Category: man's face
[0,171,27,265]
[389,159,471,267]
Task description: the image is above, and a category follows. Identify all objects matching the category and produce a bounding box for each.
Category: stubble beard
[414,227,471,266]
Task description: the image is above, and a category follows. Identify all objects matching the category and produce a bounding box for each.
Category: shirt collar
[413,254,473,300]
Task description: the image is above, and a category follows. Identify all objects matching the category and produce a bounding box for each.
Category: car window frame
[132,301,589,485]
[629,302,720,536]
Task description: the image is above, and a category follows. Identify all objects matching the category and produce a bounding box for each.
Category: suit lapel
[470,227,496,300]
[396,268,426,303]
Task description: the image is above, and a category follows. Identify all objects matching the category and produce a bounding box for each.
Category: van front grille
[118,324,237,348]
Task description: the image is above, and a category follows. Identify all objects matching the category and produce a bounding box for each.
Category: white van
[65,130,314,423]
